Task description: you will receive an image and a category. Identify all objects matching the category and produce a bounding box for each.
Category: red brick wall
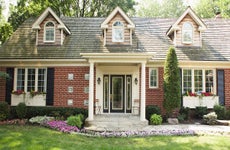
[0,67,6,102]
[53,66,89,108]
[224,69,230,108]
[146,67,164,111]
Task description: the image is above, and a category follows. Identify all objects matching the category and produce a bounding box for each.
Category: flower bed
[43,120,195,137]
[46,121,80,133]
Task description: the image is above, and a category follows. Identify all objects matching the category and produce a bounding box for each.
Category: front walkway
[84,114,230,136]
[142,124,230,136]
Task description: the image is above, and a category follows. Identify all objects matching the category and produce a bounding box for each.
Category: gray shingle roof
[0,17,230,61]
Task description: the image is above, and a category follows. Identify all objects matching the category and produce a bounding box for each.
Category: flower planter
[183,96,219,109]
[11,93,46,106]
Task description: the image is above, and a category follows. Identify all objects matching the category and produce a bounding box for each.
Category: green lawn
[0,125,229,150]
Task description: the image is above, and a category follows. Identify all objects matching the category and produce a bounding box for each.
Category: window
[182,69,215,94]
[44,21,55,42]
[183,69,192,92]
[112,21,124,42]
[16,69,25,91]
[149,68,158,88]
[182,22,193,44]
[15,68,47,92]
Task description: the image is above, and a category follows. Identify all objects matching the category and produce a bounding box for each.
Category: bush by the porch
[146,105,161,121]
[150,114,162,125]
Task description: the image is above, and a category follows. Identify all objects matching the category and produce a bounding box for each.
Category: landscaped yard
[0,125,230,150]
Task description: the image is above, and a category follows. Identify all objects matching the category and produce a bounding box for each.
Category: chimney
[215,12,222,19]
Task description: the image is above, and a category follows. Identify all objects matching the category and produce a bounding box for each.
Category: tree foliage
[0,0,13,45]
[163,47,181,115]
[137,0,186,18]
[195,0,230,18]
[8,0,136,31]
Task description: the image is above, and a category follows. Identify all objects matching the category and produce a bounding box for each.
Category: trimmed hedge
[10,106,88,119]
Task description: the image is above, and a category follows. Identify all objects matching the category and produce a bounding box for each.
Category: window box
[11,93,46,106]
[183,96,219,108]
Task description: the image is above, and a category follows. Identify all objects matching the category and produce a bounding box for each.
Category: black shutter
[46,68,54,106]
[179,68,183,107]
[217,70,225,105]
[5,68,14,105]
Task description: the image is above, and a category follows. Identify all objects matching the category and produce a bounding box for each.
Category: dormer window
[182,22,193,44]
[112,21,124,42]
[44,21,55,42]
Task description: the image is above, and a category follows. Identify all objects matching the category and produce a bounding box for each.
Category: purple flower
[46,121,79,133]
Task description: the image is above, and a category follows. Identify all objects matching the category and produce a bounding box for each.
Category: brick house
[0,6,230,124]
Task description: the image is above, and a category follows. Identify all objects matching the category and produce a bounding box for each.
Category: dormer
[101,7,135,46]
[32,7,71,46]
[166,7,206,47]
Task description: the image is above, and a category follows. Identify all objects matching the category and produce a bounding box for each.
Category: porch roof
[80,52,155,63]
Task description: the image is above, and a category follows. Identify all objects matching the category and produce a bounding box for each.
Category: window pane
[194,70,202,92]
[113,29,123,41]
[112,21,124,42]
[45,22,54,41]
[183,69,192,93]
[150,69,157,87]
[46,28,54,41]
[38,69,46,92]
[182,22,193,43]
[17,69,25,91]
[205,70,213,93]
[27,69,35,92]
[113,21,123,26]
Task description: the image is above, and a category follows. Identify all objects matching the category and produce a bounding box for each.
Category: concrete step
[85,114,149,131]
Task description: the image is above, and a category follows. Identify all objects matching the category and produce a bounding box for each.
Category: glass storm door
[103,75,132,113]
[111,75,124,112]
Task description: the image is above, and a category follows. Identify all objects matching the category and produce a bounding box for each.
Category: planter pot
[11,93,46,106]
[183,96,219,109]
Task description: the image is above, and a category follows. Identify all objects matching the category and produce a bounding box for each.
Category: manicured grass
[0,125,230,150]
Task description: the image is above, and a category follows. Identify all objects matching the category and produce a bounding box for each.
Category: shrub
[203,112,217,125]
[195,106,208,119]
[16,102,27,119]
[0,102,10,121]
[9,106,87,120]
[177,114,186,122]
[29,116,55,125]
[67,114,84,128]
[179,107,190,120]
[150,114,162,125]
[213,105,226,120]
[225,109,230,120]
[146,105,161,121]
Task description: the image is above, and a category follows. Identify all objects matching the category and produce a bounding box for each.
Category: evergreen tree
[163,47,181,116]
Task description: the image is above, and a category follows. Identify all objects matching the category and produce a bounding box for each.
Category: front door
[103,75,132,113]
[111,75,124,112]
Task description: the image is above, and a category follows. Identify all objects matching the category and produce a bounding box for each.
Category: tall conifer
[163,47,181,116]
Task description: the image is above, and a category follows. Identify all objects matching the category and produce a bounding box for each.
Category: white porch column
[140,62,146,121]
[88,62,94,120]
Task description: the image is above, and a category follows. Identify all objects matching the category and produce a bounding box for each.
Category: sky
[2,0,17,19]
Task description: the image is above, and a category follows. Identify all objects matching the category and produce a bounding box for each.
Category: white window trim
[14,68,47,92]
[44,21,55,43]
[149,68,158,88]
[182,22,193,44]
[112,21,124,42]
[182,69,216,94]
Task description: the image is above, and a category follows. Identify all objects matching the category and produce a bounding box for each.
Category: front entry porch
[85,114,148,131]
[81,53,155,125]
